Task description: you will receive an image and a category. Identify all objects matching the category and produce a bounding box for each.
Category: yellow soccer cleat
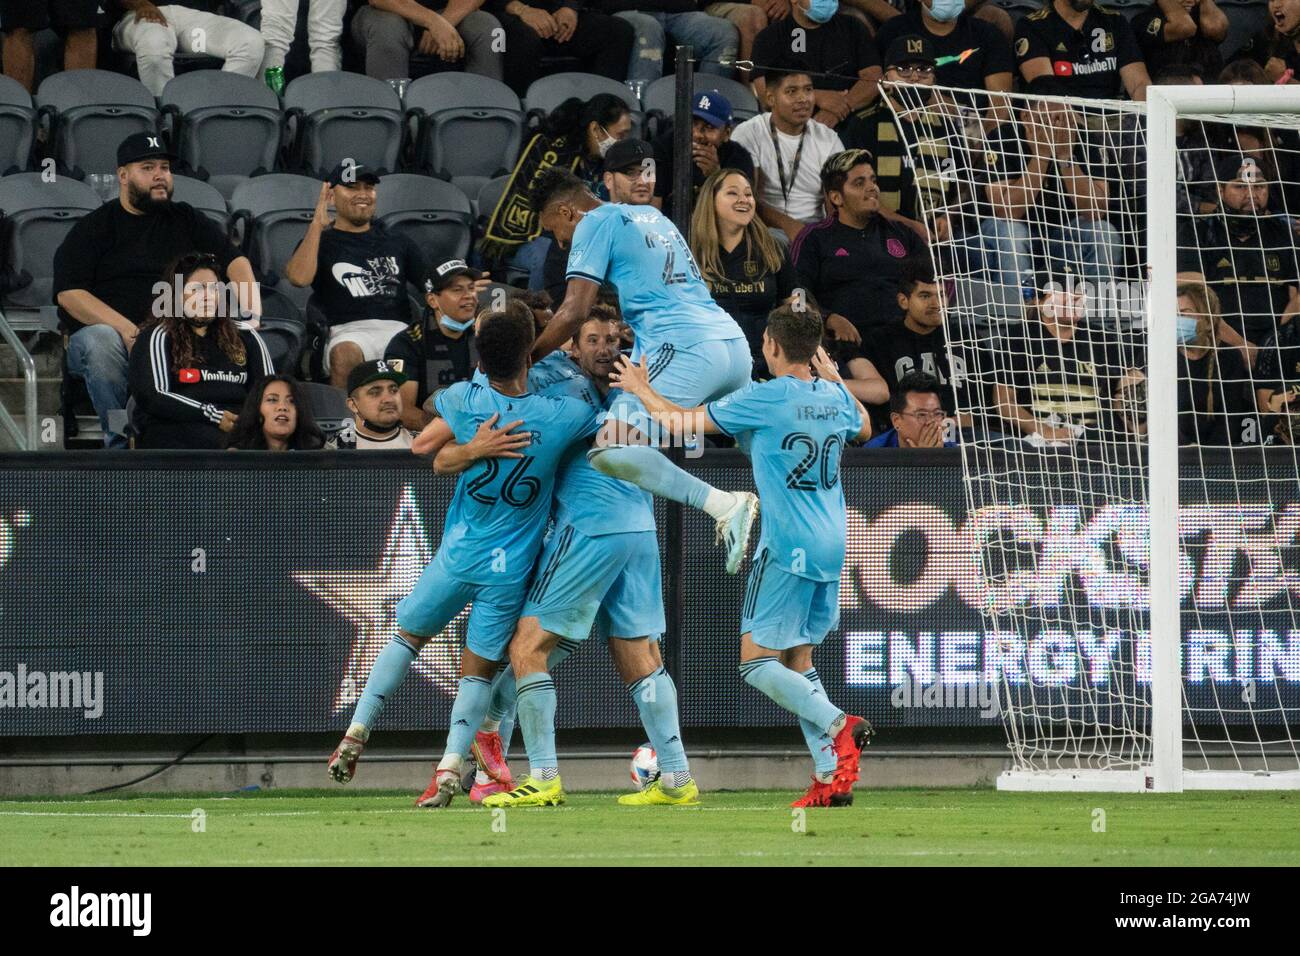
[481,775,566,808]
[617,778,701,806]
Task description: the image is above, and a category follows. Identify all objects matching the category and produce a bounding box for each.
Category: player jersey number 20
[466,456,541,507]
[782,433,844,491]
[645,232,702,286]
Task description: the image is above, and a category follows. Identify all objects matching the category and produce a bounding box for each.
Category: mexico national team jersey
[565,203,743,352]
[707,376,862,582]
[435,380,601,584]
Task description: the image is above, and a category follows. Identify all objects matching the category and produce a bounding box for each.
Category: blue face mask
[439,314,474,334]
[927,0,964,21]
[805,0,839,23]
[1176,314,1199,345]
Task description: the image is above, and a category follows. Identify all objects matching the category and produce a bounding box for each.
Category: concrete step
[0,339,64,378]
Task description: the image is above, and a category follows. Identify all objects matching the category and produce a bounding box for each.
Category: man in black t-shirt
[1015,0,1150,100]
[285,162,428,390]
[791,149,927,342]
[1254,314,1300,444]
[651,91,754,217]
[875,0,1015,97]
[1235,0,1300,82]
[53,132,259,448]
[752,0,882,130]
[1130,0,1226,82]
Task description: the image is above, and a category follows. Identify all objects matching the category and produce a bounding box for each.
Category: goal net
[884,80,1300,791]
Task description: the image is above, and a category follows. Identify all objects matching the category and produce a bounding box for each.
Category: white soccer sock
[703,488,738,520]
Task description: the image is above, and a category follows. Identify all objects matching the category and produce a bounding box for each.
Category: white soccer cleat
[716,491,759,575]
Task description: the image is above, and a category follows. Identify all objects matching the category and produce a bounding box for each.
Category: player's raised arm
[411,415,454,457]
[432,413,531,475]
[610,355,721,436]
[811,347,873,442]
[531,277,600,361]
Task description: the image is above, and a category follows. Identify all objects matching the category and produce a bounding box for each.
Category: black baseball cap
[424,258,483,294]
[327,162,382,187]
[1214,153,1264,184]
[884,35,936,68]
[117,131,177,167]
[347,358,408,395]
[603,138,655,175]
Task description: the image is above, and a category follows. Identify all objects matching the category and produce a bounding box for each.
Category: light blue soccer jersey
[565,203,743,352]
[707,376,862,582]
[435,379,601,584]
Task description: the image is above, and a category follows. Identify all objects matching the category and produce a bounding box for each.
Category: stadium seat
[475,174,511,226]
[524,73,643,137]
[643,74,760,139]
[0,173,101,332]
[35,70,160,179]
[161,71,284,200]
[0,75,36,174]
[373,173,473,268]
[229,173,322,310]
[405,73,525,192]
[283,73,403,179]
[171,174,231,232]
[299,381,352,439]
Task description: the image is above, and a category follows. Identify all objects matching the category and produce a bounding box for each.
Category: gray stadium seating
[0,75,36,174]
[524,72,643,138]
[161,71,284,200]
[373,173,474,268]
[229,173,322,310]
[35,70,160,179]
[171,174,231,232]
[406,73,525,194]
[643,74,760,139]
[283,73,403,179]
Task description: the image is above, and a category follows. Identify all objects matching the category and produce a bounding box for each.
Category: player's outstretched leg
[328,632,421,784]
[613,642,699,806]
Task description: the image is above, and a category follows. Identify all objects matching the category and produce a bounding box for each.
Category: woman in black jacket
[127,252,274,449]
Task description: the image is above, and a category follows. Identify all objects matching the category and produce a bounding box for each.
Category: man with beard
[54,132,259,448]
[1015,0,1150,100]
[340,359,417,449]
[286,162,428,392]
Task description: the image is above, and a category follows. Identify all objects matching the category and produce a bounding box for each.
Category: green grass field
[2,788,1298,866]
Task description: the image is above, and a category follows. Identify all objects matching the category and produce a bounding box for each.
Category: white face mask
[596,127,617,157]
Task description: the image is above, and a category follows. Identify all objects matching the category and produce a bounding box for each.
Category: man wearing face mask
[341,359,417,449]
[1015,0,1150,100]
[53,132,260,448]
[751,0,882,129]
[874,0,1013,99]
[1177,154,1300,345]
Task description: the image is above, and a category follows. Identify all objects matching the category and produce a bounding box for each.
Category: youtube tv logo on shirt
[1053,61,1074,76]
[178,368,201,384]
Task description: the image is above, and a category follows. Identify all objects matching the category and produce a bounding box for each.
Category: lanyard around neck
[770,116,807,206]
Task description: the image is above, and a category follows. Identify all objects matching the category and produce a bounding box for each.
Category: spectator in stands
[1254,284,1300,443]
[751,0,881,129]
[864,370,955,447]
[340,359,417,448]
[1015,0,1150,101]
[350,0,505,82]
[1131,0,1226,82]
[284,162,427,391]
[841,35,955,240]
[481,94,633,288]
[107,1,265,98]
[1234,0,1300,83]
[791,149,926,345]
[844,258,960,432]
[260,0,345,74]
[698,0,779,82]
[53,133,260,449]
[226,374,328,450]
[1,1,97,93]
[730,68,845,240]
[485,0,633,93]
[1151,67,1218,216]
[993,268,1122,443]
[651,90,754,216]
[384,258,486,429]
[874,0,1014,100]
[690,167,798,374]
[128,253,275,449]
[602,138,660,205]
[1177,153,1300,345]
[591,0,738,88]
[854,0,1013,43]
[1219,58,1269,85]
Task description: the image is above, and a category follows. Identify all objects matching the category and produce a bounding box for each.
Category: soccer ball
[630,743,659,790]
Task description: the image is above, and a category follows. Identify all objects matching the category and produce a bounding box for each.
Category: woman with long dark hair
[128,252,275,448]
[225,374,327,451]
[690,168,797,377]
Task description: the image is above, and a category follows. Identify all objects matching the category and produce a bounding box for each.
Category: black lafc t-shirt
[1179,345,1257,447]
[999,320,1122,432]
[52,200,238,332]
[857,320,961,433]
[753,13,880,92]
[1015,3,1143,99]
[705,239,798,367]
[384,315,474,410]
[1129,5,1223,82]
[875,8,1015,94]
[309,223,426,328]
[1176,214,1299,339]
[1253,318,1300,442]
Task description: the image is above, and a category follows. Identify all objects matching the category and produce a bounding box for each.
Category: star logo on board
[293,485,463,713]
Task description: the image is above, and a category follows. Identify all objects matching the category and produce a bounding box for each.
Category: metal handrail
[0,307,38,450]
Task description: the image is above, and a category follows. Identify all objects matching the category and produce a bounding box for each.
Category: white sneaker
[715,491,759,574]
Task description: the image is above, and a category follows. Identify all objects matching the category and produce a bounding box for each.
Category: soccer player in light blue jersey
[613,302,877,808]
[327,301,602,809]
[527,167,761,575]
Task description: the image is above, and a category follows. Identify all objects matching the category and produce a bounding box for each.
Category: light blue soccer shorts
[740,548,841,651]
[605,336,751,442]
[522,524,665,641]
[396,552,527,661]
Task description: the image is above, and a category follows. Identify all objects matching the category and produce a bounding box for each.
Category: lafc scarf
[480,132,582,262]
